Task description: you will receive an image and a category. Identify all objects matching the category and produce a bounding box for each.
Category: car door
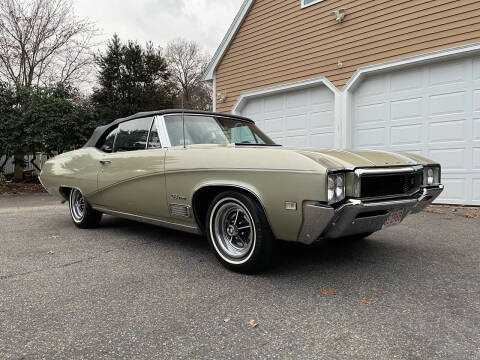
[96,116,169,219]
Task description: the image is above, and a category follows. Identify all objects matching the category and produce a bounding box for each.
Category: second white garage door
[239,85,335,148]
[351,55,480,205]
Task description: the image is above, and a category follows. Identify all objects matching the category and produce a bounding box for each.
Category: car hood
[278,148,435,169]
[229,144,437,171]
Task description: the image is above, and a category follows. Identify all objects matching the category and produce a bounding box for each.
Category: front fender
[167,169,325,242]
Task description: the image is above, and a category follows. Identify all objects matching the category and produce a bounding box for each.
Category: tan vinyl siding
[215,0,480,112]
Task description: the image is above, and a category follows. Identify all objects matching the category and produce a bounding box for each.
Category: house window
[301,0,324,8]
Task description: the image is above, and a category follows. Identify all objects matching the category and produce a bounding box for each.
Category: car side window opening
[97,126,118,153]
[114,117,153,152]
[164,115,275,146]
[147,118,162,149]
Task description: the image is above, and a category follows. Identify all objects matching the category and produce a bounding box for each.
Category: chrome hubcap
[213,201,254,259]
[71,189,85,221]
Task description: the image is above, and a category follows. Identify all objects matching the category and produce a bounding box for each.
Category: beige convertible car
[40,110,444,273]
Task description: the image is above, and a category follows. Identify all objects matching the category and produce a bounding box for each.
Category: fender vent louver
[169,204,192,218]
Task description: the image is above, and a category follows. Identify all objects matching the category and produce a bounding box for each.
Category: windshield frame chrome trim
[156,115,172,148]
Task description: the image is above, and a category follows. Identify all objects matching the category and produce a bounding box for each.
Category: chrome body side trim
[93,206,201,235]
[298,185,443,244]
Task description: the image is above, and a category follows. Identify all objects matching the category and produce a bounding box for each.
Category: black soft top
[83,109,254,148]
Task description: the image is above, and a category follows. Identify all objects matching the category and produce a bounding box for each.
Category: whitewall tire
[206,191,273,274]
[68,189,102,228]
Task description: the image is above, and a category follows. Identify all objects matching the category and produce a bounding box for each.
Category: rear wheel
[69,189,102,228]
[206,191,273,274]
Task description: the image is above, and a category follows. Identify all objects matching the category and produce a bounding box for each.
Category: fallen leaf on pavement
[464,213,480,219]
[223,317,231,323]
[360,299,374,305]
[321,289,338,295]
[47,250,55,255]
[249,320,258,328]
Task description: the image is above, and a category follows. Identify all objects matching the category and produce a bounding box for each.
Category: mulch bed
[426,204,480,219]
[0,182,47,195]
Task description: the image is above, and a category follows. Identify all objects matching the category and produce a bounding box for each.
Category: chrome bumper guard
[298,185,444,245]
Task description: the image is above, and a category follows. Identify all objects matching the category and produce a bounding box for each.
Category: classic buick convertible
[40,110,444,273]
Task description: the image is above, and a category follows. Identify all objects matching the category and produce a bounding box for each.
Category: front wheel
[69,188,102,228]
[206,191,273,274]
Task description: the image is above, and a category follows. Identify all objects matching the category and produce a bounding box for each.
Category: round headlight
[328,176,335,190]
[335,175,344,197]
[328,176,335,202]
[427,168,434,185]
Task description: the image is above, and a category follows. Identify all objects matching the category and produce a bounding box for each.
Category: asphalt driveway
[0,194,479,359]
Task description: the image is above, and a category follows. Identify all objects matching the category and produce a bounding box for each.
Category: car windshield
[164,115,277,146]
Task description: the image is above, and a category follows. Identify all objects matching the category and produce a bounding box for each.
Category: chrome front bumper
[298,185,444,244]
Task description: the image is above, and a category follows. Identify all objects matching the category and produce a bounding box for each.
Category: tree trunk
[13,153,25,182]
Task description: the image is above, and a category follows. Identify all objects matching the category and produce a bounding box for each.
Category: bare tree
[166,38,211,110]
[0,0,98,88]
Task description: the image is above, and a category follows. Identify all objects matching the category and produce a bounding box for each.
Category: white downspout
[212,72,217,112]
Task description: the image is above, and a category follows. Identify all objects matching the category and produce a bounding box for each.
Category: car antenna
[182,110,186,149]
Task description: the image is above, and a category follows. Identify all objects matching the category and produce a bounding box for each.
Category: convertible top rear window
[164,115,276,146]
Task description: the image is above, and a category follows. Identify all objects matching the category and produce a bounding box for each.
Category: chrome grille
[354,166,423,199]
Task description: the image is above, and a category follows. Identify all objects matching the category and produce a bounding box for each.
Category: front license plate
[383,209,404,227]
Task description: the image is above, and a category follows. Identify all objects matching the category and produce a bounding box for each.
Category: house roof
[202,0,254,81]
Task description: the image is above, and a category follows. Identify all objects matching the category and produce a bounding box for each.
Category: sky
[73,0,245,57]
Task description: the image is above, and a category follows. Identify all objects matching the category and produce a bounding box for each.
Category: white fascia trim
[301,0,325,9]
[203,0,254,81]
[344,42,480,92]
[212,73,216,111]
[232,77,339,115]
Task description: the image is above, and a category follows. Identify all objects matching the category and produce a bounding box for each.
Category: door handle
[99,160,111,165]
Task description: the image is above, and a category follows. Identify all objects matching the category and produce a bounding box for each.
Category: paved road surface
[1,194,479,359]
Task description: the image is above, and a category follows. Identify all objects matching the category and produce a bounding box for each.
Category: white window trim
[301,0,325,9]
[203,0,254,81]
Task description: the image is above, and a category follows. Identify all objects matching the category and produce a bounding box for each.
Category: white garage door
[240,85,335,148]
[351,55,480,205]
